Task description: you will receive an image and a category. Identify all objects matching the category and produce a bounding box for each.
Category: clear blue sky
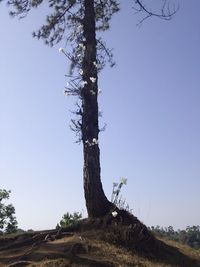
[0,1,200,231]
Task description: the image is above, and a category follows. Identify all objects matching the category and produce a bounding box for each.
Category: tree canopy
[0,189,18,234]
[0,0,177,218]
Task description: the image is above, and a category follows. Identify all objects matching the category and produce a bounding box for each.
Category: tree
[0,0,177,218]
[56,211,82,229]
[0,189,18,234]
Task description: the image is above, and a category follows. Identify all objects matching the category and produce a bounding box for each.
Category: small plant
[56,211,82,229]
[111,177,132,213]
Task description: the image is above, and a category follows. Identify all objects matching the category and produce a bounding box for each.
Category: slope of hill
[0,212,200,267]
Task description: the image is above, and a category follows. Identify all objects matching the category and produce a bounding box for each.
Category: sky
[0,0,200,231]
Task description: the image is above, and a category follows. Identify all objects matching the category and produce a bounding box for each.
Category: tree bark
[81,0,112,218]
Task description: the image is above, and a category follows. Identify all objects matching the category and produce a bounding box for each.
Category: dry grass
[0,213,200,267]
[159,237,200,263]
[0,233,199,267]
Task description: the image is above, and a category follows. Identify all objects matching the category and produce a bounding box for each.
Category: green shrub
[56,211,82,229]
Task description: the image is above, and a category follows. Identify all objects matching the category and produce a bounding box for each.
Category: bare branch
[99,122,107,132]
[133,0,179,26]
[70,118,82,143]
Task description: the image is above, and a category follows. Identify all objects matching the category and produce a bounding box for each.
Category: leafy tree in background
[56,211,82,229]
[0,189,18,234]
[150,225,200,249]
[0,0,177,218]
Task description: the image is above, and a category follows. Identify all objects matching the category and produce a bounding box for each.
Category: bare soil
[0,210,200,267]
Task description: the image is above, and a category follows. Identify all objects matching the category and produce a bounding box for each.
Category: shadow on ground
[0,210,199,267]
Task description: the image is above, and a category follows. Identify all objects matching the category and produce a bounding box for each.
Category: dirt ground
[0,212,200,267]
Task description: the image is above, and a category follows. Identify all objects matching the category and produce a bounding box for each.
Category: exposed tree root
[0,209,200,267]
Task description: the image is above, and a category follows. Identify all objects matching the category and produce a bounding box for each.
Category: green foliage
[2,0,119,72]
[150,225,200,249]
[0,189,18,234]
[56,211,82,229]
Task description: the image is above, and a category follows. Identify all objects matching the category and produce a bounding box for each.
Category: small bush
[56,211,82,229]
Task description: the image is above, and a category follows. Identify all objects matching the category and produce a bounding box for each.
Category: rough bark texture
[81,0,112,218]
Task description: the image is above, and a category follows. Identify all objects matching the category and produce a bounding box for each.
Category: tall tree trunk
[81,0,112,218]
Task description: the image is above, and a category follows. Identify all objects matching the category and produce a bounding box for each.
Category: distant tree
[150,225,200,249]
[0,189,18,234]
[185,225,200,249]
[56,211,82,229]
[0,0,177,218]
[167,225,175,235]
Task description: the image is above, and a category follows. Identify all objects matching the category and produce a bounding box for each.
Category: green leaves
[0,189,10,201]
[4,0,119,69]
[95,0,120,31]
[0,189,18,234]
[56,211,82,229]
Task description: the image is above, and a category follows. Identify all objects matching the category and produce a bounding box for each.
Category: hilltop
[0,211,200,267]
